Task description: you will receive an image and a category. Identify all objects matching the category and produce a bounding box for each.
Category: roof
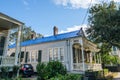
[0,12,24,25]
[9,30,82,48]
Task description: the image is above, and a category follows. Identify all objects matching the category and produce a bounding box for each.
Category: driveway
[113,72,120,80]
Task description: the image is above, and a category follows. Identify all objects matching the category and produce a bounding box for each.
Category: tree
[9,26,43,45]
[86,1,120,48]
[86,1,120,65]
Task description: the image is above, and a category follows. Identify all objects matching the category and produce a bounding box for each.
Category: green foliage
[104,69,109,75]
[50,74,82,80]
[86,1,120,48]
[12,65,19,78]
[10,26,43,44]
[46,61,67,78]
[36,61,67,80]
[36,62,48,80]
[0,66,10,78]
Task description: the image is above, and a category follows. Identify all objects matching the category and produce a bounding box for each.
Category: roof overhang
[83,38,100,52]
[0,12,24,31]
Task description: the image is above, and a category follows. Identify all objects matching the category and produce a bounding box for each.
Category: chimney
[53,26,58,36]
[31,33,36,39]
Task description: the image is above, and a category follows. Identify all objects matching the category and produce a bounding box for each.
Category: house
[8,26,102,73]
[0,12,24,67]
[111,46,120,57]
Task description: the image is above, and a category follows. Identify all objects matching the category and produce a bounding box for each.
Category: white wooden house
[8,26,102,73]
[0,12,24,67]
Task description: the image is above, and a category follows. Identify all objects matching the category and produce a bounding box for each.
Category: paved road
[113,73,120,80]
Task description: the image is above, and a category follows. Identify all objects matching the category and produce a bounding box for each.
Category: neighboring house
[0,12,24,67]
[111,46,120,57]
[8,27,102,73]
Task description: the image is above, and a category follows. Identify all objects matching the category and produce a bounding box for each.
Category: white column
[99,53,101,63]
[70,41,73,71]
[3,30,10,56]
[15,26,22,65]
[94,52,96,64]
[90,52,92,63]
[81,38,85,72]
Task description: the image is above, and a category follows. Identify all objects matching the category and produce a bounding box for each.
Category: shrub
[50,74,82,80]
[36,62,48,80]
[12,65,19,78]
[0,66,10,78]
[46,61,67,78]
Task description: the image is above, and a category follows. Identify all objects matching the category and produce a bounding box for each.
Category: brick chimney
[53,26,58,36]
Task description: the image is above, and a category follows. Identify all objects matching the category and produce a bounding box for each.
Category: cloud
[59,24,89,34]
[114,0,120,2]
[22,0,30,10]
[52,0,120,9]
[23,0,29,6]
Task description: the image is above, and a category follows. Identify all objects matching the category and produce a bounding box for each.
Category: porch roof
[0,12,24,31]
[83,38,100,52]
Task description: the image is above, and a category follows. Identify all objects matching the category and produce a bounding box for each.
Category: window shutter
[0,36,5,56]
[38,50,42,62]
[25,52,28,63]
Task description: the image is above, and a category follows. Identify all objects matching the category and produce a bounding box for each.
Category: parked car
[19,64,34,77]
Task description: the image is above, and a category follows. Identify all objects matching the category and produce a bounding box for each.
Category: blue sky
[0,0,119,36]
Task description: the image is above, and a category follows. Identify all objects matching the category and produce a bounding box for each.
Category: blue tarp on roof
[9,30,81,48]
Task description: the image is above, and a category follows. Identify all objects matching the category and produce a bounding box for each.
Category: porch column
[15,26,22,65]
[70,41,73,71]
[94,52,96,63]
[81,38,85,72]
[97,54,99,63]
[3,30,10,56]
[90,52,92,63]
[99,53,101,63]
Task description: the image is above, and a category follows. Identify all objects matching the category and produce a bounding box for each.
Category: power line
[81,0,93,25]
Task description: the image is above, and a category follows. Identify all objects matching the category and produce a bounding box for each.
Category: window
[54,48,58,60]
[25,52,28,63]
[38,50,42,62]
[49,47,64,62]
[28,52,30,62]
[49,49,53,61]
[60,48,64,62]
[31,52,35,62]
[10,52,15,57]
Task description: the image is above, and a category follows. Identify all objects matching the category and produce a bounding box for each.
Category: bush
[36,61,67,79]
[36,62,48,80]
[12,65,19,78]
[0,66,10,78]
[50,74,82,80]
[46,61,67,78]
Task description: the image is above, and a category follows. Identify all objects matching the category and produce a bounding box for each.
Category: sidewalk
[113,72,120,80]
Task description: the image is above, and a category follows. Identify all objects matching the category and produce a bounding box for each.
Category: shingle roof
[9,30,81,48]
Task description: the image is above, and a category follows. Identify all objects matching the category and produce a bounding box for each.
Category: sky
[0,0,120,36]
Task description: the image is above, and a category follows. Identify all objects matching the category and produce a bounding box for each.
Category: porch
[71,38,102,73]
[0,56,15,67]
[0,13,24,67]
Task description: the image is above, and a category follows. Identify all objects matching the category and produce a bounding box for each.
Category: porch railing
[73,63,102,71]
[0,56,15,67]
